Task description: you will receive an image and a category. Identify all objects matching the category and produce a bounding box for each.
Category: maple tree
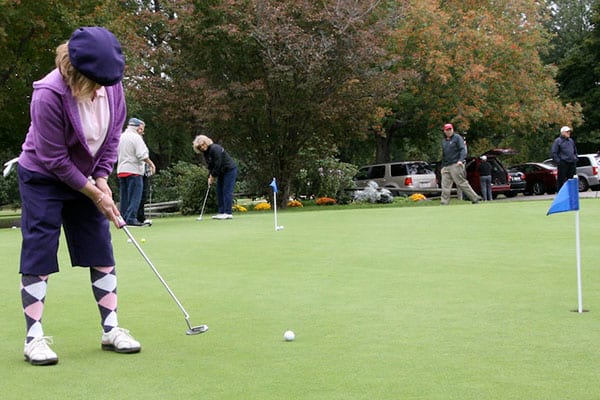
[159,0,399,203]
[377,0,582,162]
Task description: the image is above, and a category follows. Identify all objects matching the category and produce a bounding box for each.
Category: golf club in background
[117,217,208,335]
[196,183,211,221]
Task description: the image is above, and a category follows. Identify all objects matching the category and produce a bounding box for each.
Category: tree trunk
[374,134,392,163]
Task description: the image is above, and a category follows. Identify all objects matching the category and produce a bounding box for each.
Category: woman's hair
[192,135,214,153]
[55,43,100,99]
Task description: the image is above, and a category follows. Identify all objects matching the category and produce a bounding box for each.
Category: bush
[316,197,336,206]
[150,161,211,215]
[254,202,272,211]
[293,156,357,204]
[0,171,20,208]
[0,154,20,207]
[287,199,303,208]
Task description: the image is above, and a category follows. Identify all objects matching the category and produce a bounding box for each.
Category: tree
[378,0,582,162]
[0,1,77,159]
[556,1,600,150]
[0,0,143,160]
[541,0,594,64]
[164,0,401,204]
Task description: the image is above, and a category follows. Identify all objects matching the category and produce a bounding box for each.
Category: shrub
[409,193,427,202]
[233,204,248,212]
[287,199,303,208]
[253,202,272,211]
[316,197,336,206]
[148,161,211,215]
[0,170,20,208]
[293,156,357,204]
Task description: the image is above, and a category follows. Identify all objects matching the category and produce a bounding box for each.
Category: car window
[577,157,590,167]
[355,167,369,180]
[370,165,385,179]
[401,162,433,175]
[390,164,408,177]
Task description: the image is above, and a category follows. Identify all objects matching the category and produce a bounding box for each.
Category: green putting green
[1,199,600,399]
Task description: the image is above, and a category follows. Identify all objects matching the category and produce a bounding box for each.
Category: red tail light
[593,166,598,176]
[404,177,413,186]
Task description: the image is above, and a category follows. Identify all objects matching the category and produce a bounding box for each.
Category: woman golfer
[17,27,141,365]
[192,135,238,219]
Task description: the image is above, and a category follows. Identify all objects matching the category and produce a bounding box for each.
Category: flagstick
[273,190,278,231]
[576,209,583,313]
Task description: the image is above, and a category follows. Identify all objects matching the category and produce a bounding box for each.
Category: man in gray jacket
[440,123,481,205]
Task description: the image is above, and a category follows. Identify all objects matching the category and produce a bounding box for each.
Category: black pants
[557,160,576,190]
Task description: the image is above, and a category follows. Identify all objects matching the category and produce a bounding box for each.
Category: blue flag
[270,178,278,193]
[547,178,579,215]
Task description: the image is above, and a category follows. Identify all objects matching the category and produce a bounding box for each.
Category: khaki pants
[440,163,480,204]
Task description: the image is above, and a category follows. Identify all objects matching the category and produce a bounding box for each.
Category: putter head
[186,325,209,335]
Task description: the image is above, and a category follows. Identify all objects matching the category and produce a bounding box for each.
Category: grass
[1,198,600,399]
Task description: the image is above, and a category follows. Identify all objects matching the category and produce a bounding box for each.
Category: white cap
[560,126,571,134]
[480,155,487,161]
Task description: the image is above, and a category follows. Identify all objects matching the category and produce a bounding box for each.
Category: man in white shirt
[117,118,155,226]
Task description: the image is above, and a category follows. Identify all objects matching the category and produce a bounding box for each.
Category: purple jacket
[19,69,126,190]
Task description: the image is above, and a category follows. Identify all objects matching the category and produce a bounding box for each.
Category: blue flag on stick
[547,178,579,215]
[270,178,278,193]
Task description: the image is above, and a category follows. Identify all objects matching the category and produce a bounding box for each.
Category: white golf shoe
[24,336,59,366]
[101,327,141,353]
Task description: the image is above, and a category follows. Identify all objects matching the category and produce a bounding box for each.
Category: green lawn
[1,199,600,399]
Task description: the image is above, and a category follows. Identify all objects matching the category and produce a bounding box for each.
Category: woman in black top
[193,135,238,219]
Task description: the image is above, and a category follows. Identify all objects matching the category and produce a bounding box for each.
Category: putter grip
[117,216,127,228]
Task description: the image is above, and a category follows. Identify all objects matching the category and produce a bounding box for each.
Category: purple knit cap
[68,27,125,86]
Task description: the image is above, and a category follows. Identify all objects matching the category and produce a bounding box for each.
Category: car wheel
[532,182,545,195]
[578,177,589,192]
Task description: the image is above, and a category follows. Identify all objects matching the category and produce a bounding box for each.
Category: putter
[196,183,211,221]
[118,217,208,335]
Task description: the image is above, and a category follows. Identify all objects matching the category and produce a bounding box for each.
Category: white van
[353,161,438,195]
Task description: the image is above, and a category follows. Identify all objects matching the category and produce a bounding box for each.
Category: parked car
[543,153,600,191]
[353,161,438,195]
[464,149,515,198]
[505,170,526,198]
[508,163,558,195]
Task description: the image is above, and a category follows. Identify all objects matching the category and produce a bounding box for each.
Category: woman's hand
[82,179,121,228]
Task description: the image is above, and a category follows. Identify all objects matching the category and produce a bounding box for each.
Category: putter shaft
[118,218,207,334]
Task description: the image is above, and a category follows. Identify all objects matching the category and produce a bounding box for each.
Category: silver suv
[543,153,600,191]
[353,161,438,195]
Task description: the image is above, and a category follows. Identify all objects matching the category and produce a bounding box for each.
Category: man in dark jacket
[440,123,481,205]
[551,126,577,190]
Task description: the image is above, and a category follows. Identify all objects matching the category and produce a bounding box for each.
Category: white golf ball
[127,239,132,243]
[276,225,284,231]
[283,330,295,341]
